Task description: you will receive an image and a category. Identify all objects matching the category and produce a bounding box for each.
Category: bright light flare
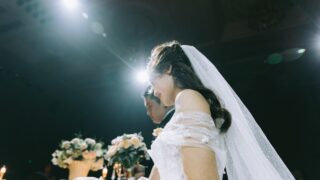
[297,48,306,54]
[136,70,149,83]
[61,0,79,11]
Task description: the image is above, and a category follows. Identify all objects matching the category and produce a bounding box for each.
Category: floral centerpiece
[105,133,149,179]
[51,137,107,180]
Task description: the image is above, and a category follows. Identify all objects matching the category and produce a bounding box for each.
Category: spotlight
[266,48,306,64]
[297,48,306,54]
[136,70,149,83]
[282,48,306,62]
[61,0,79,11]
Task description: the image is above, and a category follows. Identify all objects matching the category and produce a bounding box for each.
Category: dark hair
[148,41,231,132]
[143,86,161,104]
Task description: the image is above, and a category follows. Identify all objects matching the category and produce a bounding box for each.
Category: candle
[0,166,6,180]
[113,163,123,180]
[102,167,108,178]
[0,166,5,174]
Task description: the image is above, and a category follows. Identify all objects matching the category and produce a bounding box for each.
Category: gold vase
[68,160,91,180]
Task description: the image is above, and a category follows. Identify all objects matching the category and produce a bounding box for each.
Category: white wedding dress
[148,111,227,180]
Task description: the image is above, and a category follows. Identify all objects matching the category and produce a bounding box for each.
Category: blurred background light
[91,21,104,34]
[61,0,79,11]
[82,12,88,19]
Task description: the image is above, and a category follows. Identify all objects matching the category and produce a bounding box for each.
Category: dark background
[0,0,320,179]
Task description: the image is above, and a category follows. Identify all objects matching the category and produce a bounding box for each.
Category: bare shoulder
[175,89,210,113]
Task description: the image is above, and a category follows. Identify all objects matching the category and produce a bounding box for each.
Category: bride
[142,41,295,180]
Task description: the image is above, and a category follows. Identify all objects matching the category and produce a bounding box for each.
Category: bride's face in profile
[149,69,176,106]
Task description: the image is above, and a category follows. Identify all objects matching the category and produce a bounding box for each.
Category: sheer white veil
[181,45,295,180]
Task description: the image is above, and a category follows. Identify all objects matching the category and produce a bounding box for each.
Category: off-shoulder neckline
[174,111,212,117]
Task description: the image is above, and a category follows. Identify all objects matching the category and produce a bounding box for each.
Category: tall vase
[68,160,91,180]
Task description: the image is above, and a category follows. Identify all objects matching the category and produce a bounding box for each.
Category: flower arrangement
[105,133,149,169]
[51,137,107,169]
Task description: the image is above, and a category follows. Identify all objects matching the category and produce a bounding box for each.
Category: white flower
[66,149,73,155]
[117,140,129,149]
[130,137,142,148]
[56,150,63,157]
[85,138,96,145]
[95,143,103,149]
[96,149,104,157]
[63,157,73,164]
[52,152,57,157]
[107,145,117,158]
[111,137,122,145]
[71,138,81,144]
[51,158,58,165]
[61,141,71,149]
[127,133,138,138]
[80,142,88,150]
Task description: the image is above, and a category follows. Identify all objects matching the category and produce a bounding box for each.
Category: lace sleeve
[161,112,222,150]
[149,111,227,180]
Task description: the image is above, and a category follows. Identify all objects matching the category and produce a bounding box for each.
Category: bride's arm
[181,147,219,180]
[149,166,160,180]
[176,89,219,180]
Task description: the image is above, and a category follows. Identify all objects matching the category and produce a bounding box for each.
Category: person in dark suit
[143,86,174,128]
[137,86,174,178]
